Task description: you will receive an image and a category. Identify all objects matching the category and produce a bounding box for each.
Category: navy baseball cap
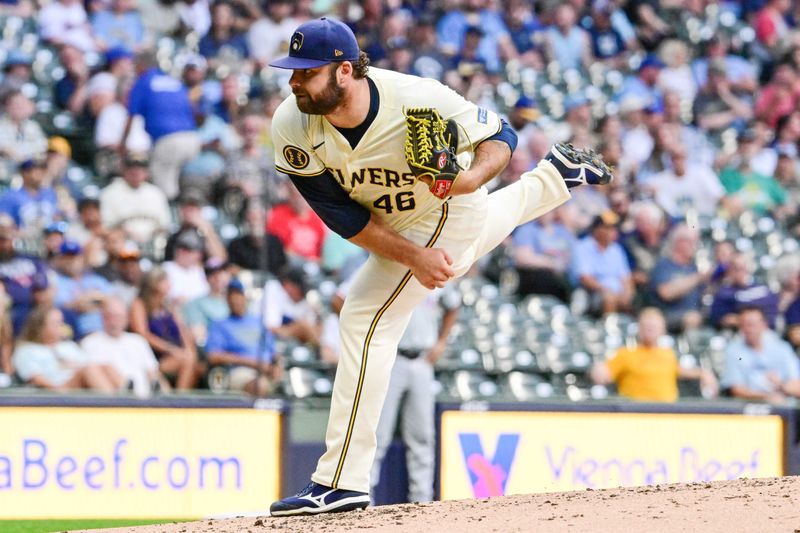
[227,278,245,293]
[59,240,83,255]
[19,157,46,171]
[270,17,360,70]
[514,95,540,121]
[639,55,665,71]
[4,50,32,70]
[31,271,49,291]
[105,46,133,64]
[44,221,68,235]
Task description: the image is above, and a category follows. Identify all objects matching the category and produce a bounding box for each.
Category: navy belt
[398,348,423,360]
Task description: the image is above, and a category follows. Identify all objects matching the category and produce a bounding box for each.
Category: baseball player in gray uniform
[268,17,612,516]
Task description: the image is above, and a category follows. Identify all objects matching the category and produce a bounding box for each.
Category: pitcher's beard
[294,69,345,115]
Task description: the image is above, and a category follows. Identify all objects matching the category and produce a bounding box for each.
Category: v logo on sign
[458,433,520,498]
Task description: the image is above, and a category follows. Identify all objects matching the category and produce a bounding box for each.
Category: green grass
[0,519,187,533]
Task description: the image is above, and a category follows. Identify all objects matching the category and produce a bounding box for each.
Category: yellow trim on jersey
[275,165,329,177]
[331,202,450,489]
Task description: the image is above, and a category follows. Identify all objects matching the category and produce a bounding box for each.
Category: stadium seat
[450,370,501,401]
[503,371,554,401]
[285,367,333,399]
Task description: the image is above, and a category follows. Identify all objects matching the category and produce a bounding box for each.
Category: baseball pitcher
[268,17,612,516]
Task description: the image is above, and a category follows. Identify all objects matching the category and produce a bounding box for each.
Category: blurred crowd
[2,0,800,402]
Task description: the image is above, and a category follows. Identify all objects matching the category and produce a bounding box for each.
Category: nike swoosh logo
[312,141,325,150]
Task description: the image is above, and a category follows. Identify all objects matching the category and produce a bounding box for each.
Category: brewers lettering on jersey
[272,65,500,232]
[268,17,612,517]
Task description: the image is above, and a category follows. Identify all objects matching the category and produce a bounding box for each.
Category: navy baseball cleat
[545,142,614,188]
[269,482,370,516]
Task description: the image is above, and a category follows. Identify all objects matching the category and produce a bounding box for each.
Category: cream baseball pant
[312,160,571,492]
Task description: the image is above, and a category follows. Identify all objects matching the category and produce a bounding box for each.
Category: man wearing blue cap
[268,16,613,515]
[52,240,113,339]
[0,157,59,236]
[0,50,33,101]
[615,54,665,110]
[205,278,281,394]
[103,46,135,80]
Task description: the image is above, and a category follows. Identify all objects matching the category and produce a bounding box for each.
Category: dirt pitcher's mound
[87,476,799,533]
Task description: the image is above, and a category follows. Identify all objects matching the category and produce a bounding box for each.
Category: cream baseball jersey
[271,67,502,232]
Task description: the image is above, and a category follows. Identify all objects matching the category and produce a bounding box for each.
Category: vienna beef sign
[440,411,783,500]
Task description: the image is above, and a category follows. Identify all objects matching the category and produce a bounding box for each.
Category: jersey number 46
[373,191,416,214]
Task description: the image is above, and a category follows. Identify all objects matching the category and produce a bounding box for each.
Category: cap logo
[291,32,304,52]
[334,49,343,57]
[283,145,310,170]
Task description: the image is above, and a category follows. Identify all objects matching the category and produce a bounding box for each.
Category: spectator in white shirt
[647,145,725,218]
[262,266,319,345]
[81,296,169,397]
[99,152,170,244]
[94,76,151,180]
[93,73,152,153]
[0,90,47,164]
[178,0,211,37]
[247,0,296,67]
[38,0,97,52]
[163,231,210,305]
[87,72,117,126]
[109,240,144,306]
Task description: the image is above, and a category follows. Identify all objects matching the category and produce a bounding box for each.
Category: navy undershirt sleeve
[285,171,371,239]
[484,119,518,153]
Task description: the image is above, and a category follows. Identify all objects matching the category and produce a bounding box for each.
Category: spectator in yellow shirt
[591,307,717,401]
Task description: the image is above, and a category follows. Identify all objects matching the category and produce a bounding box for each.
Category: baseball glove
[403,107,461,199]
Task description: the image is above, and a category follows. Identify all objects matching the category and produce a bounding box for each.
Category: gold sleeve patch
[283,145,310,170]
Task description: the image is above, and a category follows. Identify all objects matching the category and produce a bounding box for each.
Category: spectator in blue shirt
[346,0,386,65]
[436,0,515,74]
[616,55,665,109]
[620,201,668,295]
[52,240,113,339]
[512,209,575,301]
[646,224,711,333]
[122,50,201,199]
[384,37,413,75]
[183,258,231,346]
[709,253,779,329]
[198,1,250,63]
[504,2,543,56]
[586,3,627,66]
[722,306,800,403]
[54,44,90,115]
[409,13,450,81]
[208,73,242,124]
[571,210,634,316]
[691,36,757,94]
[543,4,592,72]
[0,158,59,236]
[451,26,490,77]
[0,214,51,334]
[205,278,282,394]
[783,292,800,350]
[92,0,146,52]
